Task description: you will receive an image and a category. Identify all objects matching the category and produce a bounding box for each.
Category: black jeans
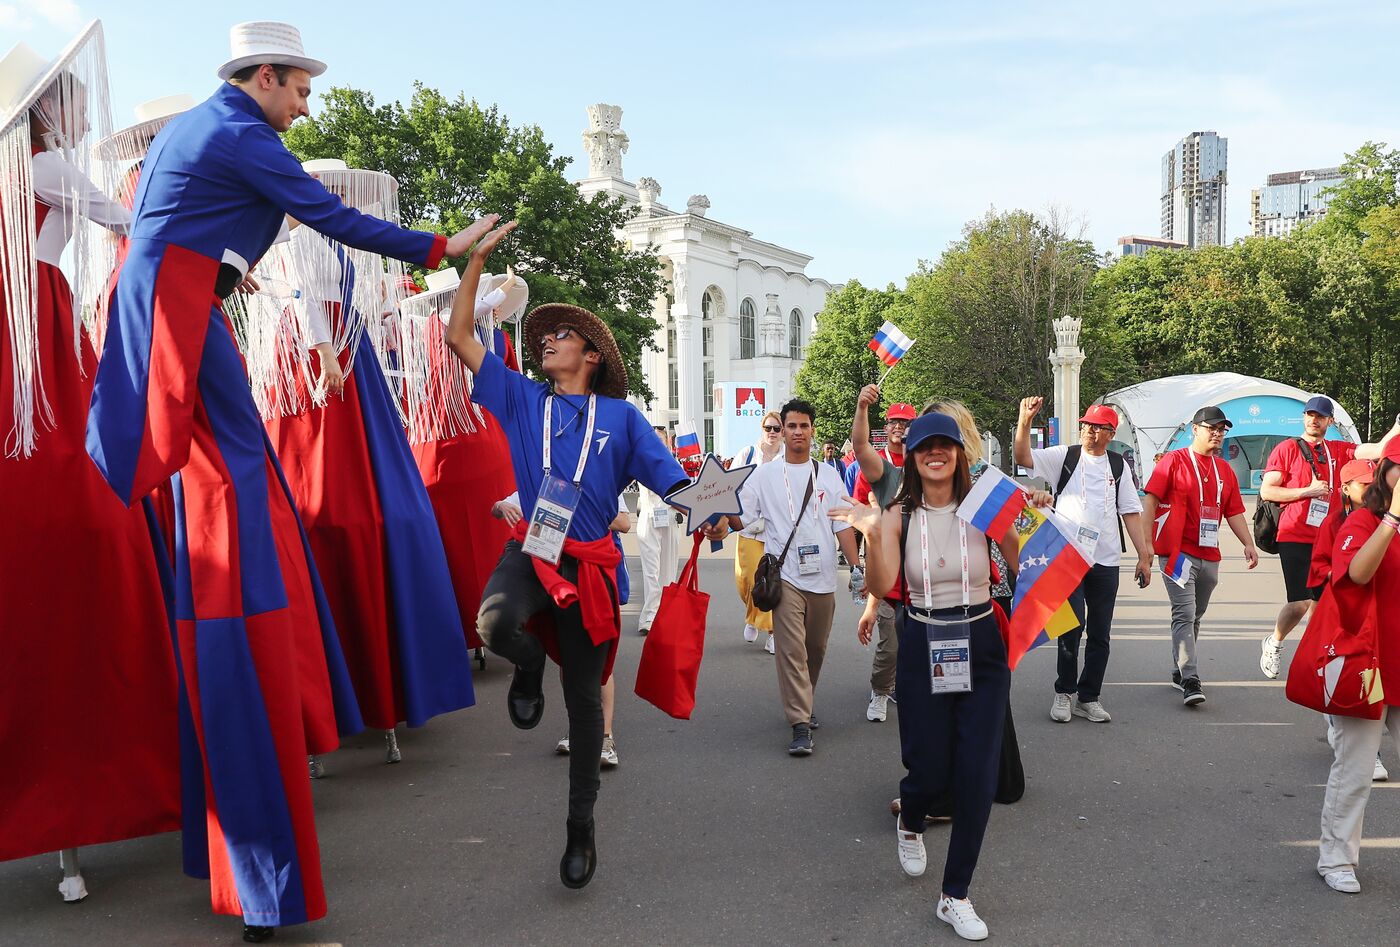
[1055,564,1120,703]
[477,541,611,824]
[896,607,1009,900]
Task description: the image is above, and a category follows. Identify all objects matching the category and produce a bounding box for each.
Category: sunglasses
[763,425,781,432]
[540,325,579,346]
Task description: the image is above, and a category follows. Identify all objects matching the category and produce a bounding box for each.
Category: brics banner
[712,383,769,459]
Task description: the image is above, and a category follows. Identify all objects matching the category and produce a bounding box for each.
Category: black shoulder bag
[1253,438,1321,556]
[751,461,819,612]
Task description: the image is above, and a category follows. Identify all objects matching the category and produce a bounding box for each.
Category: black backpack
[1253,438,1323,556]
[1053,446,1129,552]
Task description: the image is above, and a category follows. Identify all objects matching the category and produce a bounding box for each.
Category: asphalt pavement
[4,532,1400,945]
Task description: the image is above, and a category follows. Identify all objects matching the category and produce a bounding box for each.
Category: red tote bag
[1285,584,1385,720]
[635,533,710,719]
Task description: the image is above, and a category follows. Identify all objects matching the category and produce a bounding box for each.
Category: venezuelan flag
[1005,505,1092,670]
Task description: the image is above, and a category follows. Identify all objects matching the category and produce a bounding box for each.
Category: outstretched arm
[444,218,517,373]
[851,384,885,481]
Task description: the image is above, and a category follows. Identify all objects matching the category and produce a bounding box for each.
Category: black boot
[507,661,546,730]
[242,924,275,943]
[559,817,596,889]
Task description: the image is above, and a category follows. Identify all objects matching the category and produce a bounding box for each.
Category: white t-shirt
[1031,446,1143,567]
[738,459,851,594]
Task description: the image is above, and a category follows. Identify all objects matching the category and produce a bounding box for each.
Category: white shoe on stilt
[58,850,87,903]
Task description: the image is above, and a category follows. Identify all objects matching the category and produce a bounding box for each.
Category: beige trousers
[772,580,836,725]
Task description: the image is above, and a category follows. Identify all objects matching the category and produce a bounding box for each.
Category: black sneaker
[809,714,820,731]
[1182,678,1205,706]
[788,723,814,756]
[1171,670,1183,692]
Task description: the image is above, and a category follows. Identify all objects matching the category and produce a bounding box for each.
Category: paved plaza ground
[4,528,1400,945]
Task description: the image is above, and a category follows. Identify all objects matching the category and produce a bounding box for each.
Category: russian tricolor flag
[958,466,1028,542]
[675,427,701,461]
[868,321,914,367]
[1162,552,1192,588]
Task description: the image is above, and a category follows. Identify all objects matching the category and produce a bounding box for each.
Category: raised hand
[827,494,882,536]
[1018,396,1044,425]
[857,384,881,410]
[444,213,502,258]
[470,219,518,262]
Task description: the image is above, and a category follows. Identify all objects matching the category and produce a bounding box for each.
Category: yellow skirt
[734,535,773,632]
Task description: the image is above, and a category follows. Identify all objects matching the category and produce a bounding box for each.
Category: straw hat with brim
[0,21,103,134]
[524,303,627,400]
[94,93,196,161]
[480,272,529,323]
[217,21,326,81]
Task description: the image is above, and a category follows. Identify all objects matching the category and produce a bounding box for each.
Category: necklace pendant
[937,556,946,568]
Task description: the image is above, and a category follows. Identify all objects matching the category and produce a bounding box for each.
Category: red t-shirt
[1265,438,1356,544]
[1144,449,1246,562]
[1307,509,1346,588]
[1331,511,1400,704]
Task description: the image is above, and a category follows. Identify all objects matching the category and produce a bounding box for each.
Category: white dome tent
[1096,372,1360,494]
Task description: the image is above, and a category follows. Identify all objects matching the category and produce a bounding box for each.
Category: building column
[1048,315,1085,446]
[672,257,702,433]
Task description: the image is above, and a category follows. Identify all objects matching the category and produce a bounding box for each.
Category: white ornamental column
[1048,315,1085,446]
[672,261,700,433]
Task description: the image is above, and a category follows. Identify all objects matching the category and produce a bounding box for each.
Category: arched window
[789,308,804,360]
[701,290,715,359]
[666,310,678,411]
[739,298,756,359]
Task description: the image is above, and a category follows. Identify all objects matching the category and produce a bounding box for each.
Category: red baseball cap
[1340,459,1375,485]
[1079,404,1120,429]
[886,403,917,421]
[1384,438,1400,464]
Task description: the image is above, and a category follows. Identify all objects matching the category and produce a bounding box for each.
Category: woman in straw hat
[0,22,179,903]
[84,20,492,941]
[442,215,730,889]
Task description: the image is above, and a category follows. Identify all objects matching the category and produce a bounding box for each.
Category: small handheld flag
[674,427,701,462]
[868,321,914,367]
[957,466,1028,542]
[1162,552,1192,588]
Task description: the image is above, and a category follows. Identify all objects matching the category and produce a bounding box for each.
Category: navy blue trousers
[1055,563,1120,703]
[896,607,1009,900]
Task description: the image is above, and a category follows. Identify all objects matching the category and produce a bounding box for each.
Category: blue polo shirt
[472,352,686,542]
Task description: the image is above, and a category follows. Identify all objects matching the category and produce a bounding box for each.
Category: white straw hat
[424,268,461,295]
[0,22,103,134]
[217,21,326,81]
[94,93,196,161]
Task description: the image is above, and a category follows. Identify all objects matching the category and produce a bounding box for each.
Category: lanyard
[918,507,970,608]
[1303,440,1336,489]
[782,462,812,524]
[881,447,903,466]
[541,394,596,485]
[1188,450,1224,511]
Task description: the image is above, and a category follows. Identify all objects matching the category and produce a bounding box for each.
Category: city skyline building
[1161,131,1229,248]
[1115,234,1188,259]
[1249,166,1344,237]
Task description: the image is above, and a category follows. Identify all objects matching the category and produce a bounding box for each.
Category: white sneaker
[1375,757,1390,782]
[1072,699,1112,723]
[867,692,889,722]
[58,874,88,902]
[937,895,989,941]
[743,623,759,643]
[896,818,926,877]
[1050,693,1072,723]
[764,634,776,655]
[1260,634,1283,679]
[600,734,619,768]
[555,735,570,755]
[1323,869,1361,893]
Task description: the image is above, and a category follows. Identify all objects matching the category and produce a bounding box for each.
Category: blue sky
[8,0,1397,288]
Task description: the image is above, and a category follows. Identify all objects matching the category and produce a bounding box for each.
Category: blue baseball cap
[1304,395,1335,418]
[906,412,964,452]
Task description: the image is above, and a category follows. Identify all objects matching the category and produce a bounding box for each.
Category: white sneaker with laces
[867,692,889,722]
[895,818,926,877]
[1072,699,1112,722]
[1260,634,1284,679]
[1050,693,1072,723]
[1375,756,1390,782]
[555,735,570,755]
[58,874,88,902]
[1323,869,1361,893]
[937,895,989,940]
[764,634,776,655]
[600,734,619,768]
[743,623,759,643]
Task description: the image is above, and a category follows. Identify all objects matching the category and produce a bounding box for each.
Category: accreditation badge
[522,476,582,565]
[1198,505,1221,549]
[928,622,972,694]
[652,506,671,530]
[1306,498,1330,528]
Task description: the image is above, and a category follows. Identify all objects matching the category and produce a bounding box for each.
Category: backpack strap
[1054,445,1083,497]
[898,506,912,605]
[1297,438,1324,482]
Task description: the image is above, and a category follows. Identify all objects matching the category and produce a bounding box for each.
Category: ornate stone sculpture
[686,194,710,217]
[583,104,629,178]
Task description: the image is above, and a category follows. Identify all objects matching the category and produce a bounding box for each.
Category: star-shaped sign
[665,453,756,536]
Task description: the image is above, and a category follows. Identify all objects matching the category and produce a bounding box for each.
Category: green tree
[1318,141,1400,237]
[793,280,906,444]
[283,85,667,401]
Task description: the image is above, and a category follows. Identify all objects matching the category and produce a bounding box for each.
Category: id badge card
[928,623,972,694]
[797,543,821,576]
[1198,504,1220,549]
[521,476,582,565]
[1075,523,1101,557]
[1306,498,1330,528]
[652,506,671,529]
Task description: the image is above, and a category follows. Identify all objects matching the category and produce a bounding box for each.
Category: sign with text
[712,382,769,459]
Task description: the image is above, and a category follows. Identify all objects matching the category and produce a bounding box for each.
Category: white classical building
[576,104,839,452]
